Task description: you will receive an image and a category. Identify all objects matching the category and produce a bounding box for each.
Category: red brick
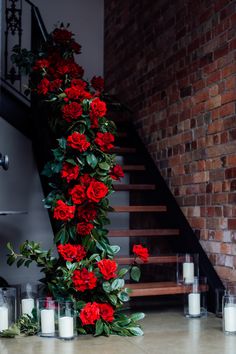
[228,219,236,230]
[221,91,236,105]
[219,102,235,117]
[206,95,222,110]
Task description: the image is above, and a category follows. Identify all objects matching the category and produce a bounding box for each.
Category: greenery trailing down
[8,24,149,336]
[0,311,38,338]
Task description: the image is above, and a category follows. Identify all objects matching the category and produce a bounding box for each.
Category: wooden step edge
[116,255,178,265]
[108,229,180,237]
[112,205,167,212]
[122,165,146,171]
[113,184,156,191]
[125,282,209,297]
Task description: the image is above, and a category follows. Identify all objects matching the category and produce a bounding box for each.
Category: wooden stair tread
[122,165,146,171]
[116,255,178,264]
[113,184,156,191]
[112,205,166,212]
[108,229,180,237]
[126,282,208,297]
[110,147,136,154]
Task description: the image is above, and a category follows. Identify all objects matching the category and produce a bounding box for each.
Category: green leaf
[99,162,110,170]
[130,266,141,282]
[94,319,104,336]
[103,323,110,336]
[57,138,67,150]
[107,294,117,306]
[110,245,120,254]
[117,268,129,278]
[128,327,143,336]
[102,282,111,293]
[117,291,130,302]
[54,227,68,244]
[111,278,124,291]
[86,154,98,169]
[130,312,145,322]
[16,258,25,268]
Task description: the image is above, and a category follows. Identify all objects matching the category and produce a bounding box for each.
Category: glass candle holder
[223,295,236,335]
[177,253,199,285]
[0,287,17,330]
[37,298,57,337]
[215,288,226,318]
[58,301,76,340]
[21,283,37,317]
[184,277,208,318]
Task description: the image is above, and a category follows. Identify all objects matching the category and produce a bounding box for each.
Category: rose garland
[7,25,149,336]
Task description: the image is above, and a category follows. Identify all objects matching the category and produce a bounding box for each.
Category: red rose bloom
[90,98,107,117]
[72,268,97,292]
[91,76,104,92]
[67,132,90,152]
[110,165,124,180]
[133,244,149,262]
[78,204,97,222]
[53,200,75,221]
[77,222,94,235]
[98,303,114,322]
[80,174,92,186]
[57,243,86,262]
[49,79,62,91]
[62,102,83,122]
[61,162,80,183]
[37,78,50,95]
[98,259,117,280]
[94,132,114,152]
[71,41,82,54]
[80,302,100,325]
[64,85,91,101]
[87,180,108,203]
[90,114,99,129]
[33,59,50,71]
[69,184,86,205]
[52,28,73,44]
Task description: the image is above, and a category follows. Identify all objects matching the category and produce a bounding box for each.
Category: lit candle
[21,298,34,317]
[224,305,236,332]
[183,262,194,283]
[40,309,55,334]
[188,293,201,316]
[59,316,74,338]
[0,306,8,331]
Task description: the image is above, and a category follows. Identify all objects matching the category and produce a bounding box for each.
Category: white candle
[21,298,34,317]
[0,306,8,331]
[40,309,55,334]
[59,316,74,338]
[183,262,194,283]
[188,293,201,316]
[224,305,236,332]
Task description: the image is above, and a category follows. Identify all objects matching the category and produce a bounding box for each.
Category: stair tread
[112,205,167,212]
[116,255,178,264]
[108,229,180,237]
[122,165,146,171]
[113,184,156,190]
[126,282,208,297]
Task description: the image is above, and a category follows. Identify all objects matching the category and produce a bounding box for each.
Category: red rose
[77,222,94,235]
[64,86,90,101]
[62,102,83,122]
[57,243,86,262]
[49,79,62,91]
[69,184,86,205]
[71,41,82,54]
[90,98,107,117]
[72,268,97,292]
[61,162,80,183]
[94,132,114,152]
[67,132,90,152]
[53,200,75,221]
[133,244,149,262]
[98,303,114,322]
[110,165,124,180]
[80,302,100,325]
[90,114,99,129]
[91,76,104,92]
[78,204,97,222]
[52,28,73,44]
[33,59,50,71]
[98,259,117,280]
[37,78,50,95]
[87,180,108,203]
[80,174,92,186]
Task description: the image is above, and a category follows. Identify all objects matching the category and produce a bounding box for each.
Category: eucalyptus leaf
[130,266,141,282]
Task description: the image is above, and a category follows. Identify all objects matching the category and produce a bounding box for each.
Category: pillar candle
[224,305,236,332]
[59,316,74,338]
[40,309,55,334]
[188,293,201,316]
[0,306,8,331]
[183,262,194,283]
[21,298,34,317]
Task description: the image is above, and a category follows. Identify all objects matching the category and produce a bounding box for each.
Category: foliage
[8,24,149,336]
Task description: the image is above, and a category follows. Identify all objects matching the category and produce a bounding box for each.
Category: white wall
[0,117,54,285]
[29,0,104,79]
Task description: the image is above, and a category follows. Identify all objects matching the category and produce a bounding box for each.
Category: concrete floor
[0,308,236,354]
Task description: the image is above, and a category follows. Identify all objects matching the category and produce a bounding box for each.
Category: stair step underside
[110,147,136,154]
[113,184,156,191]
[122,165,146,171]
[108,229,180,237]
[116,255,178,264]
[112,205,167,212]
[126,282,208,297]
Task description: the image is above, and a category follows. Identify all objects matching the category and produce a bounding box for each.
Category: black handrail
[25,0,48,43]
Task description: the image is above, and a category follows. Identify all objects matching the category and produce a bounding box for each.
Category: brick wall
[104,0,236,282]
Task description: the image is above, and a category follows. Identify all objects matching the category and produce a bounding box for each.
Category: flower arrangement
[7,25,149,336]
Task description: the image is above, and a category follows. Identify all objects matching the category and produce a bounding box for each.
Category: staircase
[106,100,222,310]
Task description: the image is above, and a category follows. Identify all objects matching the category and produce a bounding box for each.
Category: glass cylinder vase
[37,298,58,337]
[58,301,76,340]
[0,287,17,331]
[177,253,199,285]
[21,283,37,317]
[223,295,236,335]
[184,277,207,318]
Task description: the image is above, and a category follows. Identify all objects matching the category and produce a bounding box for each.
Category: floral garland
[7,25,149,336]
